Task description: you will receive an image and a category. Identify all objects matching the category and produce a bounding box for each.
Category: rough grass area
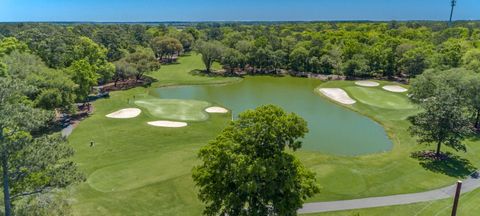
[69,54,480,215]
[307,187,480,216]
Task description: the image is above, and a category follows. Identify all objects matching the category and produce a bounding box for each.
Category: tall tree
[67,60,98,102]
[116,47,161,81]
[397,47,431,80]
[466,74,480,130]
[409,69,475,157]
[193,105,319,216]
[409,85,472,157]
[195,41,224,73]
[150,37,183,61]
[72,36,114,83]
[0,78,83,215]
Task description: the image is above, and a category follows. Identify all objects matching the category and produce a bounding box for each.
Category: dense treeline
[1,21,480,113]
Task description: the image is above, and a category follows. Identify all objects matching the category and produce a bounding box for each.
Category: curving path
[299,174,480,214]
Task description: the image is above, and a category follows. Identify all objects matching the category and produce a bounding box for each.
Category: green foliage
[150,36,183,60]
[73,36,114,83]
[0,78,84,215]
[436,38,467,68]
[397,46,431,78]
[115,47,160,81]
[193,105,319,216]
[67,60,98,102]
[195,40,225,73]
[1,51,77,111]
[0,61,6,77]
[409,69,476,156]
[0,37,28,57]
[343,54,370,78]
[290,47,309,71]
[462,49,480,73]
[13,192,73,216]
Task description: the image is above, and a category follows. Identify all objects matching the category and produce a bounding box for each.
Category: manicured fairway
[68,54,480,215]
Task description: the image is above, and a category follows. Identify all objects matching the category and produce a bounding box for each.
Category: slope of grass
[68,54,480,215]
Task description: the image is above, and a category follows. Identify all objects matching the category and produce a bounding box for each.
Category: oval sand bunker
[319,88,356,105]
[147,121,188,128]
[382,85,408,93]
[106,108,141,119]
[205,106,229,113]
[355,81,380,87]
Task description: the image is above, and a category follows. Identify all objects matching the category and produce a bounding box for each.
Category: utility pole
[451,180,462,216]
[449,0,457,27]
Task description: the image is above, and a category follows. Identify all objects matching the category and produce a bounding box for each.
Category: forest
[2,22,480,91]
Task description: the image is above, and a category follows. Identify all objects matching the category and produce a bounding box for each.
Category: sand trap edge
[147,121,188,128]
[382,85,408,93]
[355,81,380,87]
[106,108,142,119]
[205,106,229,113]
[319,88,356,105]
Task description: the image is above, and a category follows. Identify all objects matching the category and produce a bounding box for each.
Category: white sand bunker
[319,88,356,105]
[382,85,408,93]
[147,121,188,128]
[106,108,141,119]
[355,81,380,87]
[205,106,229,113]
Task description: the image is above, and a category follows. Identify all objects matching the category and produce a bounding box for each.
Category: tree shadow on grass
[411,151,477,178]
[189,69,241,78]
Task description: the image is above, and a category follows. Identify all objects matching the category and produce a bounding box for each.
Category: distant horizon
[1,19,480,24]
[1,0,479,22]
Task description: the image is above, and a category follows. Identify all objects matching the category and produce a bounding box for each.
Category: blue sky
[0,0,479,22]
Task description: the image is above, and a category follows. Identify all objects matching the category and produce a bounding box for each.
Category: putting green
[345,86,415,110]
[135,99,211,121]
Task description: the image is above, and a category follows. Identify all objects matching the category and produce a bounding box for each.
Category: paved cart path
[300,174,480,214]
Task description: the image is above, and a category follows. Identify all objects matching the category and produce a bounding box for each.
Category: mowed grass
[135,98,211,121]
[344,86,415,110]
[69,54,480,215]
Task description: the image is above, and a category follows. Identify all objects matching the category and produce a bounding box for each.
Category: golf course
[67,53,480,215]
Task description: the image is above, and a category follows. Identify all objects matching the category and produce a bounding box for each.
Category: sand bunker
[355,81,380,87]
[205,106,229,113]
[319,88,356,105]
[106,108,141,119]
[382,85,408,93]
[147,121,188,128]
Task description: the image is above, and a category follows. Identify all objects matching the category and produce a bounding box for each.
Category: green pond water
[154,76,392,155]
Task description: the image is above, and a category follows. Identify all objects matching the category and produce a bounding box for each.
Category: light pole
[449,0,457,27]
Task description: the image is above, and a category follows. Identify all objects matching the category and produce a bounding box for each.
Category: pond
[154,76,392,156]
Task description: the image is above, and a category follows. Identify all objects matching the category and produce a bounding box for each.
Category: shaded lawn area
[69,54,480,215]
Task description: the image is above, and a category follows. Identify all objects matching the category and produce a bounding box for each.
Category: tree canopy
[409,68,478,156]
[193,105,319,216]
[0,78,84,215]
